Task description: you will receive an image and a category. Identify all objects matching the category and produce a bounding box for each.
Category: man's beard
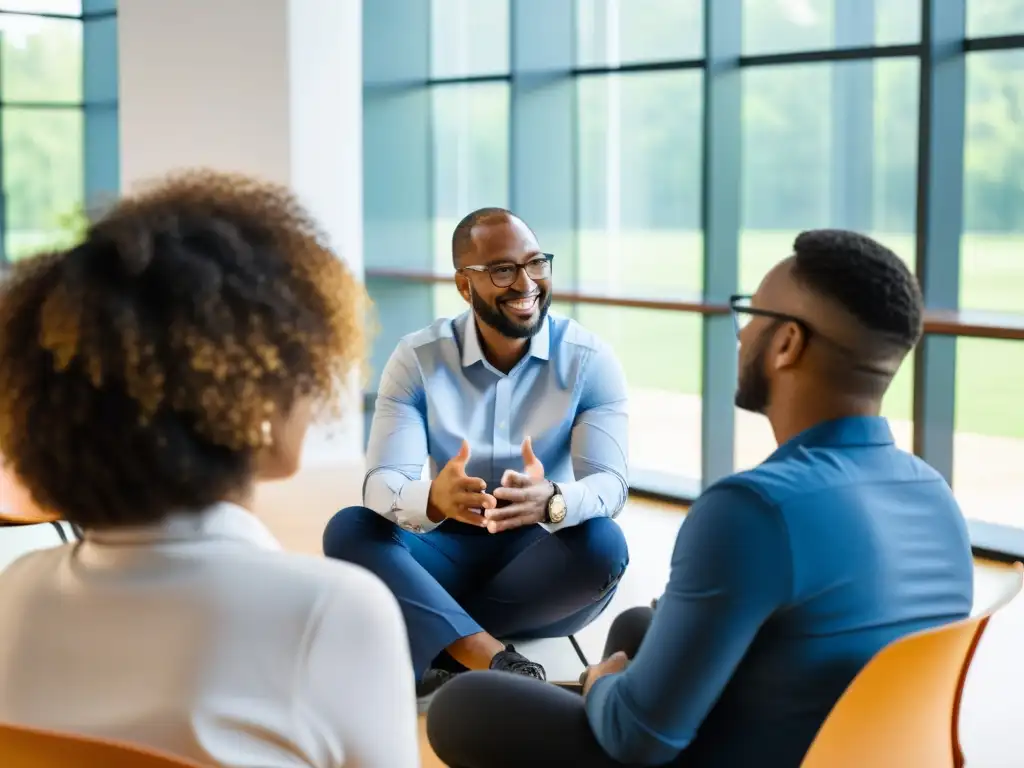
[735,329,772,414]
[471,287,552,340]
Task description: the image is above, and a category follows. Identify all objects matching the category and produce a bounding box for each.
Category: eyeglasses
[731,292,865,357]
[459,254,554,288]
[729,294,812,340]
[730,294,905,379]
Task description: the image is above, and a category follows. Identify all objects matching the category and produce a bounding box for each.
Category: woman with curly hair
[0,170,419,767]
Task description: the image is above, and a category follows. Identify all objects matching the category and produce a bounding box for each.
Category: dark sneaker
[416,668,455,713]
[489,644,546,681]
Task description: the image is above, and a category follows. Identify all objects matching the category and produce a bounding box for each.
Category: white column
[117,0,364,464]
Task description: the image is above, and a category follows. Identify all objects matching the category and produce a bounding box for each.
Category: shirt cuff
[584,671,638,763]
[583,671,618,720]
[394,479,438,533]
[552,480,589,529]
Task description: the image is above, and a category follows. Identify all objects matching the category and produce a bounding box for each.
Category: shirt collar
[769,416,895,461]
[459,312,550,369]
[84,501,282,551]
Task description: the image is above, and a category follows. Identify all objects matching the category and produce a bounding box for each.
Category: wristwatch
[545,482,567,524]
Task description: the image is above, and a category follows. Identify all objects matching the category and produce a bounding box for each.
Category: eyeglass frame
[458,253,554,288]
[730,293,879,362]
[729,290,913,385]
[729,294,814,341]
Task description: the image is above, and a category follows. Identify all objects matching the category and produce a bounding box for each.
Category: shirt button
[499,421,506,428]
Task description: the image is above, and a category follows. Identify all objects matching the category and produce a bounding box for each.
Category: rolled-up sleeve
[584,483,792,765]
[555,343,630,528]
[362,341,437,532]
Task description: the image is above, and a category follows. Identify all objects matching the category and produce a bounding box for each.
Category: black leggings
[426,606,662,768]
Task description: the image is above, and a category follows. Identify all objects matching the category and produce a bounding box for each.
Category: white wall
[117,0,364,462]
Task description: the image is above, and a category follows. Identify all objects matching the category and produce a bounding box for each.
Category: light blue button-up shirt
[363,311,629,533]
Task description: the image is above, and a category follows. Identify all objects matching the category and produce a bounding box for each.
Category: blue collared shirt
[363,311,629,533]
[585,416,974,767]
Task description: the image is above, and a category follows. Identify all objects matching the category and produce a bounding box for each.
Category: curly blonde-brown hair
[0,169,368,528]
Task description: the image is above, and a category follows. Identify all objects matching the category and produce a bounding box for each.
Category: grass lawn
[434,226,1024,441]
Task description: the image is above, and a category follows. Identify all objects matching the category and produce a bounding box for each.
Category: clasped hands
[425,437,554,533]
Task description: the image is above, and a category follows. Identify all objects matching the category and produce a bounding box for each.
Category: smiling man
[323,207,630,707]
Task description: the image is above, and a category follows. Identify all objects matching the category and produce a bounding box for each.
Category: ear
[455,273,471,304]
[254,397,313,482]
[770,322,808,372]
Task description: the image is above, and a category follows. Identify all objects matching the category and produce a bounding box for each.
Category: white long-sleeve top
[0,502,419,768]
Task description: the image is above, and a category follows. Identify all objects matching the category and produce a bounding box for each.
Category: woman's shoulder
[271,550,392,593]
[0,544,67,587]
[227,546,390,597]
[252,551,407,646]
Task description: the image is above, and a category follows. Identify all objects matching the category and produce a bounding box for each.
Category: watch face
[548,495,567,523]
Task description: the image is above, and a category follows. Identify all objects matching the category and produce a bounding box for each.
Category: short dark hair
[0,169,367,529]
[790,229,923,349]
[451,207,513,267]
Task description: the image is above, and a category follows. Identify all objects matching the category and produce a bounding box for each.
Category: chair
[0,514,70,545]
[0,721,205,768]
[801,561,1024,768]
[0,462,78,544]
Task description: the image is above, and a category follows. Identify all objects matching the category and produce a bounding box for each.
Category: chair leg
[49,521,68,543]
[568,634,590,667]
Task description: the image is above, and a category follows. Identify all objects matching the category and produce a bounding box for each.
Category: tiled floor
[3,470,1023,767]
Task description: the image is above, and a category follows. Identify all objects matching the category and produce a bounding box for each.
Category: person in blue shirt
[425,229,975,767]
[323,208,630,706]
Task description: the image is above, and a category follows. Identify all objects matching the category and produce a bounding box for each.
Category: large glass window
[430,82,509,317]
[0,1,81,12]
[3,109,84,261]
[430,0,510,78]
[576,71,703,294]
[430,83,510,272]
[579,307,704,482]
[967,0,1024,38]
[576,69,703,484]
[0,10,85,263]
[742,0,921,55]
[366,1,1024,544]
[954,339,1024,527]
[737,57,919,465]
[575,0,703,66]
[955,43,1024,528]
[961,50,1024,315]
[1,15,81,102]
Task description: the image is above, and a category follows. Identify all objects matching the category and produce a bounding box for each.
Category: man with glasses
[425,229,973,768]
[323,207,630,708]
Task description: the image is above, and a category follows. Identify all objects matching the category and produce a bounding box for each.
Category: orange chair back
[0,461,59,525]
[801,562,1023,768]
[0,721,206,768]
